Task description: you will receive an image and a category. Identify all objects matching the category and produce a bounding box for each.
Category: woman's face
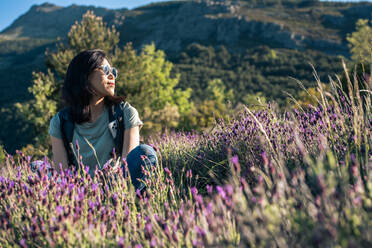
[88,58,116,98]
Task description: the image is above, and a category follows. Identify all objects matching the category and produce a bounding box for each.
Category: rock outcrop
[116,1,349,56]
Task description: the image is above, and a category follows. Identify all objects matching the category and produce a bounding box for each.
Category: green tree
[342,19,372,109]
[113,43,193,136]
[47,10,120,79]
[0,144,5,164]
[347,19,372,64]
[206,79,233,103]
[243,92,267,110]
[180,79,234,131]
[293,83,332,109]
[15,70,58,149]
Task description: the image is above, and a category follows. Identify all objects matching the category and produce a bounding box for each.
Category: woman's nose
[107,73,114,80]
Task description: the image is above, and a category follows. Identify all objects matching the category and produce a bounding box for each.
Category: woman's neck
[89,97,105,123]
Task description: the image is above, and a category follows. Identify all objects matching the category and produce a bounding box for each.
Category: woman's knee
[127,144,158,165]
[124,144,158,190]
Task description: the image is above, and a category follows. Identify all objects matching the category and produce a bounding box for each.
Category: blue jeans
[121,144,158,190]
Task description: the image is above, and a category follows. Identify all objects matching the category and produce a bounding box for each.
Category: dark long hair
[62,49,125,124]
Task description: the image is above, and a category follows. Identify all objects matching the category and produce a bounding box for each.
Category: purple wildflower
[206,202,213,214]
[231,155,239,165]
[150,237,157,247]
[91,183,98,191]
[225,185,233,196]
[251,196,257,204]
[186,169,192,178]
[19,238,27,248]
[195,225,206,236]
[56,206,63,215]
[88,200,95,210]
[190,187,198,196]
[145,223,153,239]
[216,186,226,198]
[164,167,172,177]
[118,237,125,248]
[206,185,213,194]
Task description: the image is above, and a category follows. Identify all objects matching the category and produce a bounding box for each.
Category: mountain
[0,2,126,39]
[2,1,372,56]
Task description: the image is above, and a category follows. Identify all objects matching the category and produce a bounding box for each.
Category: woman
[48,49,157,190]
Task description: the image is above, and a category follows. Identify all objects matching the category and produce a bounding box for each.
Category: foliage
[14,70,58,147]
[338,62,371,114]
[113,43,193,136]
[347,19,372,64]
[178,79,234,131]
[0,144,5,163]
[206,79,234,105]
[173,44,344,109]
[242,92,268,110]
[0,38,55,56]
[343,19,372,111]
[47,10,120,79]
[292,82,332,109]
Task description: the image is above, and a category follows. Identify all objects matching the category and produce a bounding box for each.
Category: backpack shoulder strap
[58,107,77,168]
[108,101,126,157]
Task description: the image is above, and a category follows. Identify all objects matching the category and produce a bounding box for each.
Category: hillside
[1,0,371,106]
[2,0,371,55]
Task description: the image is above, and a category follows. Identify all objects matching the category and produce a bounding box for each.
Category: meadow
[0,63,371,247]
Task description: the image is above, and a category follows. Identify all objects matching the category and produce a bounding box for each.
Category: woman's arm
[121,126,140,159]
[50,135,69,172]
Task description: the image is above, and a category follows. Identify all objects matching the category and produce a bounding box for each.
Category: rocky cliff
[112,0,371,56]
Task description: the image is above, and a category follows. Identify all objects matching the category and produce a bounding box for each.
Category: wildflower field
[1,64,372,247]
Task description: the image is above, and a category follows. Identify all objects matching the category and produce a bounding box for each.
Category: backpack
[58,101,126,168]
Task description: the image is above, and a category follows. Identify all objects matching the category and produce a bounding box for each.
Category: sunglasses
[98,64,118,79]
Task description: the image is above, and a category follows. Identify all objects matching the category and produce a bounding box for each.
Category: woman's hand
[50,135,69,172]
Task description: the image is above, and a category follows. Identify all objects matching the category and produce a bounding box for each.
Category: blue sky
[0,0,370,32]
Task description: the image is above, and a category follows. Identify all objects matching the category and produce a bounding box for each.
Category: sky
[0,0,370,32]
[0,0,167,32]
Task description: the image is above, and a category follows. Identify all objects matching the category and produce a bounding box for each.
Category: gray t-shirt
[49,102,143,177]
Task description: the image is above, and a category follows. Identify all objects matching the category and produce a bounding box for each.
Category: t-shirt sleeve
[123,103,143,130]
[49,113,63,139]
